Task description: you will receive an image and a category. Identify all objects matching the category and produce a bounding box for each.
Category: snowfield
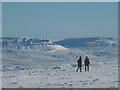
[2,59,118,88]
[1,37,118,88]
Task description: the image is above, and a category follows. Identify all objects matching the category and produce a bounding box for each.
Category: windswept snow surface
[1,37,118,88]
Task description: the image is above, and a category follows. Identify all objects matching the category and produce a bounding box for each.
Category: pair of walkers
[76,56,90,72]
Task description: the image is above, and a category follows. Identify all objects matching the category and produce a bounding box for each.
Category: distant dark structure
[76,56,82,72]
[84,56,90,71]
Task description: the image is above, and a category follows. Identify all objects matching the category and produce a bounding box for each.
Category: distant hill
[0,37,67,51]
[54,37,118,48]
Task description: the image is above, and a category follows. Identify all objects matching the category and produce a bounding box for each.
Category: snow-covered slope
[54,37,118,48]
[54,37,118,58]
[1,37,73,64]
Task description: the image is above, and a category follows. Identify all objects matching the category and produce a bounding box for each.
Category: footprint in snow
[71,64,77,67]
[89,76,93,78]
[89,83,93,85]
[64,82,67,84]
[11,82,17,84]
[93,78,99,82]
[111,86,115,88]
[68,83,73,87]
[79,81,82,82]
[19,86,23,88]
[83,83,87,85]
[47,83,51,86]
[53,66,61,70]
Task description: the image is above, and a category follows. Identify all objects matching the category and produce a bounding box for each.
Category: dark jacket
[84,59,90,66]
[77,58,82,67]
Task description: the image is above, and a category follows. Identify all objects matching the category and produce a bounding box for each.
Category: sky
[2,2,118,40]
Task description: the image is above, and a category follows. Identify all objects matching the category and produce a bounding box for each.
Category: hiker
[84,56,90,71]
[76,56,82,72]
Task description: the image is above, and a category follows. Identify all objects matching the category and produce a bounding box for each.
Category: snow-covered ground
[2,59,118,88]
[1,37,118,88]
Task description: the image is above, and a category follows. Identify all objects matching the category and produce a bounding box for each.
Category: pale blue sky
[2,2,118,40]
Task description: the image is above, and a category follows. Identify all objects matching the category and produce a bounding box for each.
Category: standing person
[76,56,82,72]
[84,56,90,71]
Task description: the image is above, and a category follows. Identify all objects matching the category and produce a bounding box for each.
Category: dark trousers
[85,65,89,71]
[76,67,82,72]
